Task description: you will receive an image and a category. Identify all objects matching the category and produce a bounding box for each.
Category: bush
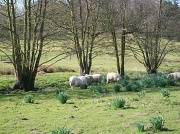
[24,95,34,103]
[121,75,130,87]
[50,126,72,134]
[113,84,121,92]
[135,121,145,132]
[137,90,146,97]
[139,73,176,88]
[150,115,165,131]
[0,68,14,75]
[161,89,170,97]
[57,92,69,104]
[125,81,140,92]
[140,74,168,88]
[112,97,126,109]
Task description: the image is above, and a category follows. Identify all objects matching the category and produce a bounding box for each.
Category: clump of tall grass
[112,97,126,109]
[113,84,121,92]
[89,85,108,93]
[57,91,69,104]
[50,126,72,134]
[150,115,165,131]
[137,90,146,97]
[161,89,170,97]
[135,121,145,132]
[24,95,34,103]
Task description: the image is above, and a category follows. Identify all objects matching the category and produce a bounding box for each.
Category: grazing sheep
[83,75,93,85]
[69,76,86,90]
[78,76,88,86]
[106,72,121,83]
[168,72,180,80]
[91,73,103,83]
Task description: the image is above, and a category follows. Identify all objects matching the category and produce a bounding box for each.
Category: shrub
[113,84,121,92]
[166,76,176,86]
[150,115,165,131]
[46,67,55,73]
[140,74,175,88]
[161,89,170,97]
[121,75,130,87]
[137,90,146,97]
[125,81,140,92]
[112,97,126,109]
[135,121,145,132]
[0,68,14,75]
[24,95,34,103]
[50,126,72,134]
[57,92,69,104]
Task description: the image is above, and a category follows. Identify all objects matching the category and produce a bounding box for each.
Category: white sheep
[83,75,93,85]
[91,73,103,83]
[69,76,86,90]
[78,76,88,86]
[168,72,180,80]
[106,72,121,83]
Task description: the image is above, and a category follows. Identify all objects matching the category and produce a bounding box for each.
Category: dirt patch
[131,112,149,117]
[122,122,134,127]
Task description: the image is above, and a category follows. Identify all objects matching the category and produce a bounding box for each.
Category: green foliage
[150,115,165,131]
[24,95,34,103]
[139,74,172,88]
[112,97,126,109]
[57,92,69,104]
[89,85,108,93]
[121,75,130,87]
[166,76,176,86]
[124,81,140,92]
[135,121,145,132]
[161,89,170,97]
[113,84,121,92]
[121,75,140,92]
[50,126,72,134]
[137,90,146,97]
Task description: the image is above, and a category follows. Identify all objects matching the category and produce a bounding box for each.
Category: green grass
[0,41,180,133]
[0,78,180,133]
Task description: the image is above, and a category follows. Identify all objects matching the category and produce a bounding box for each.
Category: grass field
[0,75,180,134]
[0,42,180,134]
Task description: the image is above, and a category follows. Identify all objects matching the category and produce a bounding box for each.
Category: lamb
[69,76,87,90]
[106,72,121,83]
[168,72,180,80]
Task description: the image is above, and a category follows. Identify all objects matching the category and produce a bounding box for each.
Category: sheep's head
[167,73,173,78]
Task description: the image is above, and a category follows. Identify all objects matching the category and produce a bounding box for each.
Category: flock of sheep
[69,72,121,90]
[69,72,180,90]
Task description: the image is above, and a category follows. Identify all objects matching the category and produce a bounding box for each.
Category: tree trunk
[121,29,126,76]
[13,69,37,91]
[111,30,121,74]
[147,68,157,74]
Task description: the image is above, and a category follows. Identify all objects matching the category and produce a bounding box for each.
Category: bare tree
[64,0,103,75]
[128,0,175,74]
[101,0,121,74]
[0,0,49,91]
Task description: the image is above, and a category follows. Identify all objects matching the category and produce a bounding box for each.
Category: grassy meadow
[0,42,180,134]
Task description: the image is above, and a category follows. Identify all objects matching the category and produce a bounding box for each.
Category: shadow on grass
[0,87,105,103]
[146,128,177,133]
